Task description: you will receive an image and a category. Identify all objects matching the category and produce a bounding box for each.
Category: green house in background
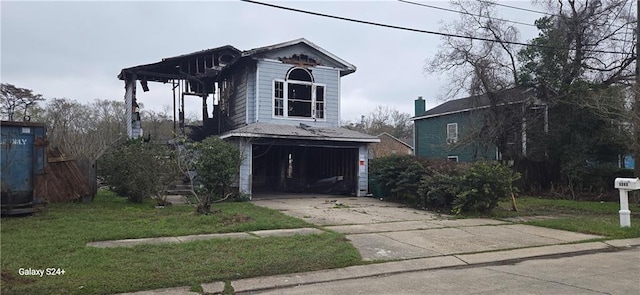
[412,88,547,162]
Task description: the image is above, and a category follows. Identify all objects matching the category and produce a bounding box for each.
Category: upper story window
[273,67,325,120]
[446,123,458,144]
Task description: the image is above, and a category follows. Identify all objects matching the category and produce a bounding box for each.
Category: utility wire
[240,0,631,55]
[478,0,554,16]
[398,0,536,27]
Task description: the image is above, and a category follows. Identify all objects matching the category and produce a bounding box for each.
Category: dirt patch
[502,215,576,223]
[222,213,254,225]
[1,269,35,285]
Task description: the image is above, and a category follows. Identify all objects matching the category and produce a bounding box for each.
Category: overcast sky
[1,1,543,123]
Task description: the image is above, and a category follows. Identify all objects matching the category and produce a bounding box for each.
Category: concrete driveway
[252,195,601,261]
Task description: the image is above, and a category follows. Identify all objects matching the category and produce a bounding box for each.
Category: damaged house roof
[242,38,356,76]
[219,123,379,143]
[118,38,356,84]
[118,45,242,83]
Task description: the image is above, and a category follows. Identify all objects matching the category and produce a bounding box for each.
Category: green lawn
[0,191,362,295]
[491,197,640,239]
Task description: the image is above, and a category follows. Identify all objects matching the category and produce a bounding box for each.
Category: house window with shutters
[273,67,325,120]
[446,123,458,144]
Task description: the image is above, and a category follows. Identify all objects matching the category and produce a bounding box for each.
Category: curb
[113,238,640,294]
[229,238,640,294]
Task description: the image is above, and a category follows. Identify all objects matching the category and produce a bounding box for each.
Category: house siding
[256,60,339,127]
[236,139,252,197]
[414,111,497,162]
[246,63,256,124]
[229,66,248,129]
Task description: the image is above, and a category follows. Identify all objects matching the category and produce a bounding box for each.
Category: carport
[251,141,358,194]
[220,123,379,197]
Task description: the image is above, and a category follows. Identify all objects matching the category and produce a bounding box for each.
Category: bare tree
[44,98,126,161]
[141,105,174,142]
[427,0,524,161]
[519,0,636,176]
[0,83,45,121]
[344,106,413,142]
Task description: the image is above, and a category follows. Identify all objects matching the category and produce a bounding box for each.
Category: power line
[398,0,536,27]
[478,0,554,16]
[240,0,631,55]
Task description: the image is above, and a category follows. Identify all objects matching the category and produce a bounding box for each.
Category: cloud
[1,1,541,122]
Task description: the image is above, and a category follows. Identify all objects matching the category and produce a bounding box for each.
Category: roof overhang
[117,45,242,84]
[221,132,379,143]
[412,98,545,121]
[219,123,379,143]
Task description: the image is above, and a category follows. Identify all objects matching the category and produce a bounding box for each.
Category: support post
[124,76,135,138]
[634,0,640,177]
[173,80,178,134]
[619,189,631,227]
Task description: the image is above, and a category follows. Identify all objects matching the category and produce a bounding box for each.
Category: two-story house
[412,88,546,163]
[118,38,378,198]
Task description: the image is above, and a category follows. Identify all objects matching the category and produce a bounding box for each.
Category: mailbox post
[614,178,640,227]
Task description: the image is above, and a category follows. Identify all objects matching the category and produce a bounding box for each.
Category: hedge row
[369,155,519,214]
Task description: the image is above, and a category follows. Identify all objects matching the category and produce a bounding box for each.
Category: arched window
[286,68,313,82]
[273,67,325,119]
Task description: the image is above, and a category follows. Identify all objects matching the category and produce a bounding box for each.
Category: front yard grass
[491,197,640,239]
[0,190,362,295]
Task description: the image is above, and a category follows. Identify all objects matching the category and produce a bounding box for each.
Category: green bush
[453,162,520,214]
[370,156,519,214]
[418,161,519,214]
[179,136,246,214]
[418,170,459,211]
[369,155,425,205]
[99,139,179,203]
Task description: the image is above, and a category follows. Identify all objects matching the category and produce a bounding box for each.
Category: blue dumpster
[1,121,47,215]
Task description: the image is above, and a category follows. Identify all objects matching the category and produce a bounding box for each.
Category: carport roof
[219,123,380,143]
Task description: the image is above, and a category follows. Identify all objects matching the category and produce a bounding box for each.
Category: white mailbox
[614,178,640,190]
[614,177,639,228]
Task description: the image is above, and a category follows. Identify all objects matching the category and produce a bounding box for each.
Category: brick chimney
[414,96,425,117]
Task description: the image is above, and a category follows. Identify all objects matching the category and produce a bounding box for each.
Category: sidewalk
[87,228,324,248]
[115,237,640,295]
[108,196,639,294]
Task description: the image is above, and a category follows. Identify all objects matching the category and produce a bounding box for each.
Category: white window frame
[447,156,459,162]
[273,80,285,117]
[446,123,458,144]
[272,67,326,121]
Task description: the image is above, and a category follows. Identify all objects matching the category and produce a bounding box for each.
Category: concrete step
[165,183,194,195]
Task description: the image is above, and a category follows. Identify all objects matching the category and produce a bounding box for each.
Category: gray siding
[229,66,248,129]
[236,139,252,197]
[246,63,256,124]
[256,60,340,127]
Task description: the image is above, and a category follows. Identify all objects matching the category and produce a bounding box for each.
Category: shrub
[99,139,179,203]
[182,136,243,214]
[418,161,519,214]
[453,162,520,214]
[369,155,425,205]
[418,158,469,175]
[418,170,459,211]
